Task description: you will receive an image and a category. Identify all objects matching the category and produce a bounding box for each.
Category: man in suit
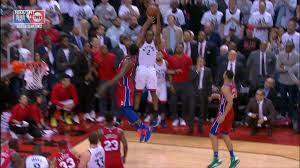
[69,26,86,53]
[162,15,183,53]
[216,50,245,88]
[247,41,276,89]
[183,30,196,57]
[37,35,59,90]
[190,57,213,134]
[56,35,79,78]
[245,89,277,136]
[95,24,112,50]
[204,22,222,48]
[191,31,218,74]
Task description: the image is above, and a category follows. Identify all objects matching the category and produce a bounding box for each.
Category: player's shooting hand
[217,115,225,124]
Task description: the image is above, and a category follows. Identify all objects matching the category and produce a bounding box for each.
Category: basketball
[147,5,158,17]
[11,61,26,74]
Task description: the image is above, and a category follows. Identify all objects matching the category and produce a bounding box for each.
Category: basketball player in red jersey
[1,139,23,168]
[55,140,80,168]
[208,70,240,168]
[100,44,153,143]
[99,113,128,168]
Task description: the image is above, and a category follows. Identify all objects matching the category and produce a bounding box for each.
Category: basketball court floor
[74,131,299,168]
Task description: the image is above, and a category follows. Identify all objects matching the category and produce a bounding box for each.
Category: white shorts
[135,65,157,91]
[57,99,74,111]
[147,83,167,103]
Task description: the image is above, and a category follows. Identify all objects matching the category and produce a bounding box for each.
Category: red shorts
[116,81,134,107]
[210,109,234,135]
[106,158,123,168]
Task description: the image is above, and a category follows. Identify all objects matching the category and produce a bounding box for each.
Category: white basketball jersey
[155,60,167,85]
[224,9,241,36]
[26,155,49,168]
[87,146,105,168]
[139,41,157,67]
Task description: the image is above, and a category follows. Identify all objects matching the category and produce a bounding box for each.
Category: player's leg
[121,106,152,142]
[134,66,146,112]
[158,85,168,128]
[147,67,159,126]
[207,121,222,168]
[221,133,240,168]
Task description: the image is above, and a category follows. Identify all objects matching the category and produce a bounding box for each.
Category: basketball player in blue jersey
[99,44,153,142]
[134,6,162,127]
[207,70,240,168]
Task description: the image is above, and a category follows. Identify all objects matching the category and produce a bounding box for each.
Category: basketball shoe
[207,158,222,168]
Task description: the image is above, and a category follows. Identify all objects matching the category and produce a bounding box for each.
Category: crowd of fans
[1,0,300,143]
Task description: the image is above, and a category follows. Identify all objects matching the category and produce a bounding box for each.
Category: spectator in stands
[201,1,223,33]
[164,0,186,27]
[162,15,183,53]
[267,28,284,57]
[38,35,58,91]
[56,35,79,77]
[185,0,207,34]
[49,74,78,127]
[30,93,48,131]
[276,42,300,125]
[94,24,112,50]
[274,0,297,29]
[124,16,141,42]
[34,18,60,47]
[236,0,252,25]
[261,77,277,103]
[251,0,274,17]
[222,27,240,46]
[9,95,42,140]
[221,0,243,38]
[289,63,300,132]
[88,15,101,38]
[94,45,117,122]
[69,26,86,53]
[245,89,276,136]
[79,19,90,41]
[238,24,261,59]
[183,30,196,57]
[168,43,194,131]
[118,0,140,27]
[247,41,276,89]
[190,57,213,134]
[38,0,63,29]
[191,31,217,74]
[106,17,125,48]
[204,22,222,47]
[216,50,245,89]
[73,42,96,122]
[248,1,273,41]
[281,20,300,53]
[69,0,93,26]
[95,0,117,29]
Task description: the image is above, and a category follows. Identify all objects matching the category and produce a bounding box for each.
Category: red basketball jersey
[100,127,123,168]
[55,148,79,168]
[1,148,16,168]
[116,56,136,107]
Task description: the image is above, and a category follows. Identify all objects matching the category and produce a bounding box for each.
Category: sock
[214,152,218,159]
[229,150,235,158]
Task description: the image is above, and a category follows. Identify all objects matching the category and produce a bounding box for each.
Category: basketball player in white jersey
[79,132,105,168]
[147,51,169,127]
[135,5,162,127]
[25,145,50,168]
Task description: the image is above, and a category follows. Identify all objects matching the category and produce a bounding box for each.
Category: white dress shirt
[198,41,206,57]
[184,42,191,56]
[257,100,264,119]
[260,51,267,75]
[227,60,236,73]
[198,67,205,89]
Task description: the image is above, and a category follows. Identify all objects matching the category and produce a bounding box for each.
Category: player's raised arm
[137,17,152,47]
